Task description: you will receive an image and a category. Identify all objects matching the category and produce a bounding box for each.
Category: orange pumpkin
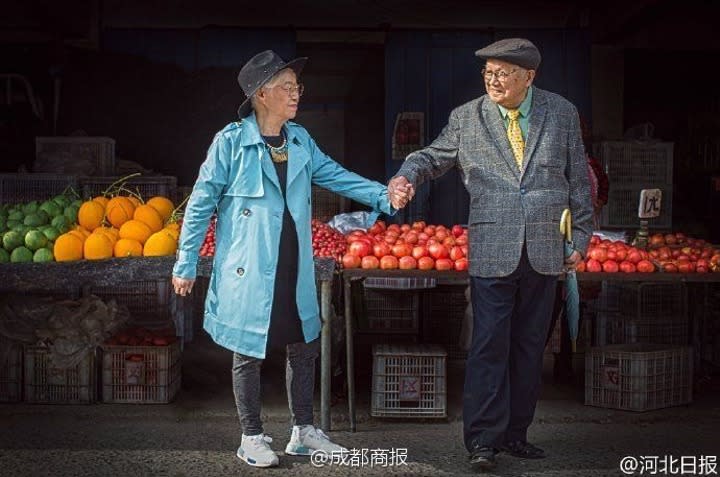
[146,196,175,223]
[54,233,84,262]
[114,238,143,257]
[105,196,136,228]
[119,219,152,244]
[78,200,105,231]
[133,204,164,233]
[94,227,118,246]
[143,230,178,256]
[84,233,114,260]
[127,196,141,208]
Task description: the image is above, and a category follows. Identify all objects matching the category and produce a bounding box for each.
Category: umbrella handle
[560,208,573,242]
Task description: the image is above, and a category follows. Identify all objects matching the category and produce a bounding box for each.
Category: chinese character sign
[638,189,662,219]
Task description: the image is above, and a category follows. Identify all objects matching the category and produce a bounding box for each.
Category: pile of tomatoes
[580,236,656,273]
[198,216,217,257]
[311,219,347,262]
[341,220,468,271]
[647,232,720,273]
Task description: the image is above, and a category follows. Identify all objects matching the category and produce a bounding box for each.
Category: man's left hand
[564,250,583,270]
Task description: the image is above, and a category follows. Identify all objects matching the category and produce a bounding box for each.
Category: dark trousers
[463,248,558,451]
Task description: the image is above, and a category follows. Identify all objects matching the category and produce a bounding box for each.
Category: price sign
[638,189,662,218]
[399,375,421,401]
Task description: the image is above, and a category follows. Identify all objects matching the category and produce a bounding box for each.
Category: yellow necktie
[507,109,524,170]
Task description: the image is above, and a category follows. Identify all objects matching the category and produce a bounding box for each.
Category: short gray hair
[250,68,293,109]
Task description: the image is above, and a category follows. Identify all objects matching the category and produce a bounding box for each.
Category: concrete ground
[1,332,719,477]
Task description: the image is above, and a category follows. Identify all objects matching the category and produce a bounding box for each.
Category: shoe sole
[237,449,279,467]
[500,449,546,459]
[285,446,312,456]
[470,460,497,471]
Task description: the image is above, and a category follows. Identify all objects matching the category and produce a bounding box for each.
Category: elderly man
[389,38,592,471]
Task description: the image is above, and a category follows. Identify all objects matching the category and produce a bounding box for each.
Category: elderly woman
[172,50,409,468]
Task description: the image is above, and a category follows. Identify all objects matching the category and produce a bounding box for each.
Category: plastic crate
[0,336,22,402]
[89,280,173,330]
[101,341,181,404]
[311,185,347,222]
[23,346,96,404]
[36,136,116,176]
[357,286,420,334]
[422,286,468,360]
[600,141,673,186]
[371,344,447,418]
[584,344,692,412]
[79,176,177,201]
[601,186,672,229]
[0,173,78,203]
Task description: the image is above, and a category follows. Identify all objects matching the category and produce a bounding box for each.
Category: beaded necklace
[264,132,288,163]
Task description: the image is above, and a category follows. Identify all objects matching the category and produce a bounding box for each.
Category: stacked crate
[585,344,692,411]
[0,173,78,203]
[0,336,22,402]
[593,282,688,346]
[371,344,447,418]
[36,137,116,176]
[23,346,97,404]
[599,141,673,229]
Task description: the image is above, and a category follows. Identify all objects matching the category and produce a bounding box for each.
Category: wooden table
[340,268,720,432]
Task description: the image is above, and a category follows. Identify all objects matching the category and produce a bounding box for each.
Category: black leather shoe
[469,446,497,471]
[500,440,546,459]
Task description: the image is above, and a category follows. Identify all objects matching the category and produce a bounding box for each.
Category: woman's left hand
[172,276,195,296]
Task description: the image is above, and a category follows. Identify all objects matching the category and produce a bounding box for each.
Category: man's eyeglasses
[481,68,517,83]
[276,83,304,97]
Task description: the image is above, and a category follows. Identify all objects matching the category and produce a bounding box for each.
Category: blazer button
[242,208,252,217]
[236,267,245,276]
[520,187,527,195]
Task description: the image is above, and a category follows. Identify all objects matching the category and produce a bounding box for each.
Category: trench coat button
[236,267,245,276]
[520,187,527,195]
[242,208,251,217]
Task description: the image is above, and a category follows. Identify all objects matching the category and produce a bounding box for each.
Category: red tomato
[451,224,465,238]
[412,245,429,260]
[411,221,426,231]
[626,250,642,264]
[602,260,619,273]
[449,245,465,261]
[348,240,371,258]
[588,247,608,263]
[576,260,586,272]
[398,256,417,270]
[380,255,399,269]
[454,258,468,271]
[417,256,435,270]
[373,242,392,258]
[435,258,454,271]
[361,255,380,269]
[428,243,449,260]
[636,260,655,273]
[619,261,636,273]
[663,262,678,273]
[392,243,412,258]
[342,253,361,269]
[586,258,602,273]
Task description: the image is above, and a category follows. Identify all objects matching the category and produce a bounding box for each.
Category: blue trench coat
[173,112,394,358]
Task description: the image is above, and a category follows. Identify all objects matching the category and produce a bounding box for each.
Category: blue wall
[385,29,592,226]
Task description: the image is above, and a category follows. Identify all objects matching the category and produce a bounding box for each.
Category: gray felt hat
[475,38,541,70]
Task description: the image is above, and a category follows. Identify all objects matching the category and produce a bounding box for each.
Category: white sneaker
[284,425,348,456]
[237,434,279,467]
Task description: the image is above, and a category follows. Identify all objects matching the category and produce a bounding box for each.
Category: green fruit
[12,224,31,236]
[24,212,47,227]
[0,248,9,263]
[10,246,33,263]
[22,201,39,215]
[25,230,48,251]
[33,247,54,263]
[3,230,24,251]
[40,225,61,242]
[8,210,23,222]
[64,205,80,224]
[53,195,70,208]
[51,215,71,233]
[40,201,62,218]
[71,199,83,208]
[5,220,20,230]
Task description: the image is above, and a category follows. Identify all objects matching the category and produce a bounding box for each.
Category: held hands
[388,176,415,210]
[172,276,195,296]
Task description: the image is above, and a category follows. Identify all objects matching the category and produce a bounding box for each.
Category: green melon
[33,247,54,263]
[7,210,24,222]
[3,230,24,251]
[10,246,33,263]
[40,200,62,218]
[64,205,80,224]
[22,201,39,215]
[25,230,48,251]
[40,225,61,242]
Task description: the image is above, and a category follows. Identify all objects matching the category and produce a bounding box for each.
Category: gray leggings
[232,339,320,436]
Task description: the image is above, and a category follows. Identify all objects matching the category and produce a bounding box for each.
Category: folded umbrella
[560,208,580,353]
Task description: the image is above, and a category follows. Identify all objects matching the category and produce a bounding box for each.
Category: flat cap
[475,38,541,70]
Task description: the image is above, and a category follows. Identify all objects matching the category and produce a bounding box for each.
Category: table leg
[320,279,332,432]
[344,277,356,432]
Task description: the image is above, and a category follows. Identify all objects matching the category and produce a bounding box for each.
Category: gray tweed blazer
[396,87,593,277]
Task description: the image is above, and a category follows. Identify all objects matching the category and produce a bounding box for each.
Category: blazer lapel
[522,90,548,177]
[481,100,521,181]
